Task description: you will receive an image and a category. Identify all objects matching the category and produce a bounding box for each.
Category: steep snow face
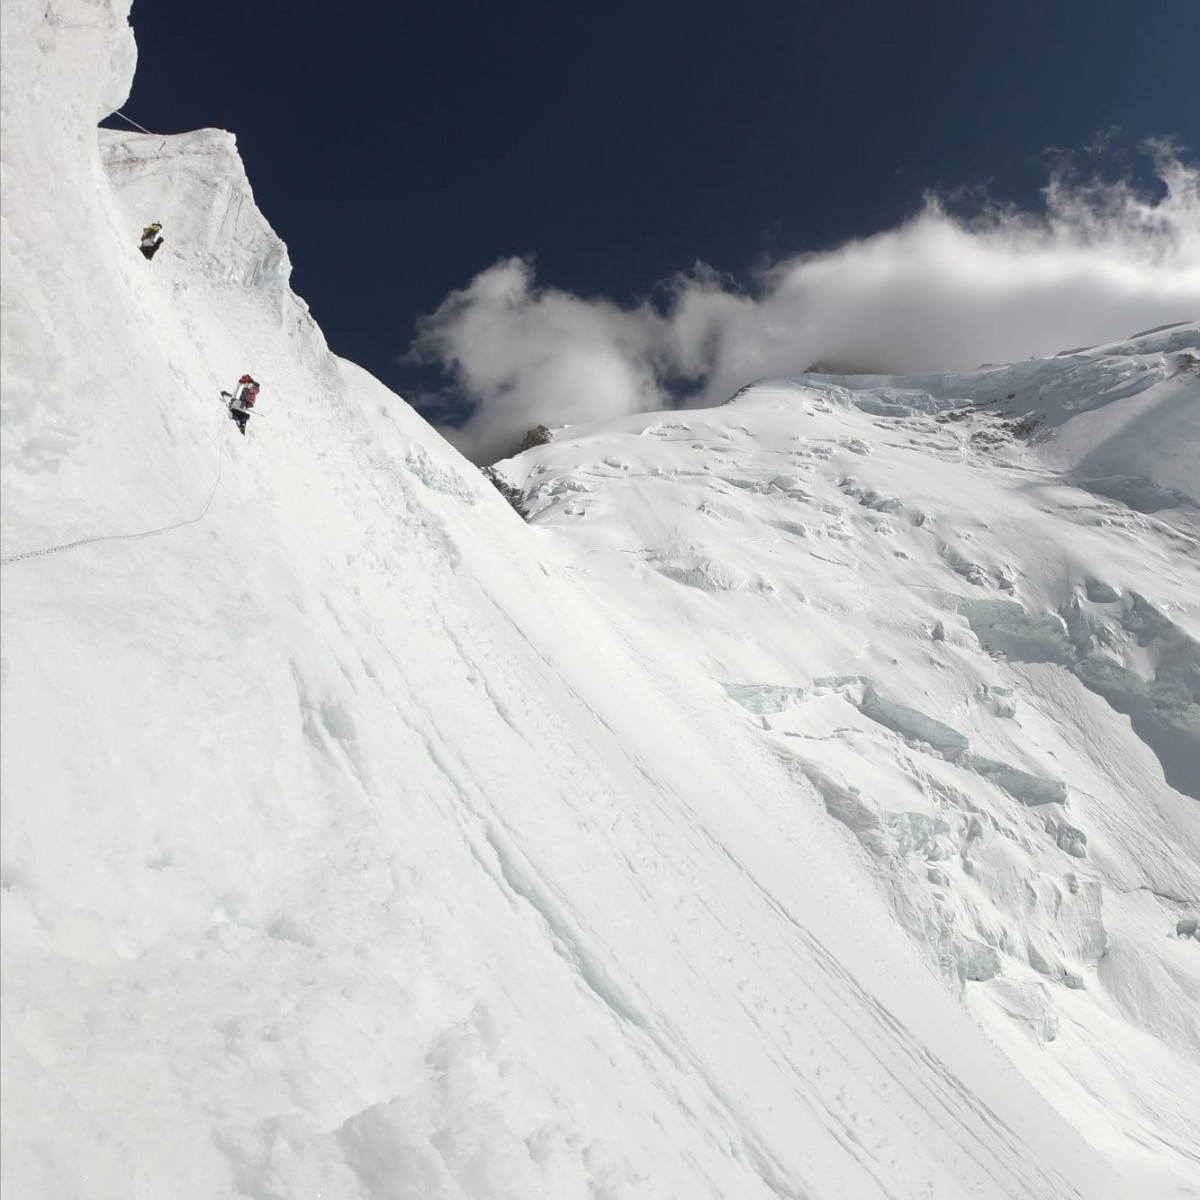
[0,5,1193,1200]
[1,0,136,514]
[502,328,1200,1196]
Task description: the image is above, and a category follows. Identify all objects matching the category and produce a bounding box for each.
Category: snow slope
[1,3,1196,1199]
[500,328,1200,1196]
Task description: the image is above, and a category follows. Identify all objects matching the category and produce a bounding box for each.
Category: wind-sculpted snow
[1076,473,1195,513]
[507,326,1200,1195]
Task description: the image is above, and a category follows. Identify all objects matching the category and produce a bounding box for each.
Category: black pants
[231,409,250,435]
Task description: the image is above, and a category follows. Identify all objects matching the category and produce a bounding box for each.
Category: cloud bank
[408,144,1200,463]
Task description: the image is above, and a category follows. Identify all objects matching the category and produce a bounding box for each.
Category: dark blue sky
[115,0,1198,407]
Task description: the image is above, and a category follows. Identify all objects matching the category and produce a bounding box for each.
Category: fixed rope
[109,109,156,135]
[1,422,228,568]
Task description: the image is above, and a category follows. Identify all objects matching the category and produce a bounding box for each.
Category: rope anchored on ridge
[109,109,156,135]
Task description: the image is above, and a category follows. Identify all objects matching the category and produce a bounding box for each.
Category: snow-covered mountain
[500,328,1200,1194]
[2,3,1197,1199]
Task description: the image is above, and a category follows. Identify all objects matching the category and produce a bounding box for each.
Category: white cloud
[408,145,1200,463]
[409,257,669,458]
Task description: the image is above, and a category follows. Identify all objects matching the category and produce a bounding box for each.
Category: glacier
[2,2,1198,1198]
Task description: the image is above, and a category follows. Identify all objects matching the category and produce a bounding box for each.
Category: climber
[138,222,164,260]
[223,374,260,435]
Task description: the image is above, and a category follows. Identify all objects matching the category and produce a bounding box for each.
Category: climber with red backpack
[221,374,260,435]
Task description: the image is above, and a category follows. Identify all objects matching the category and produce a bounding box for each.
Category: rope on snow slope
[1,418,229,568]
